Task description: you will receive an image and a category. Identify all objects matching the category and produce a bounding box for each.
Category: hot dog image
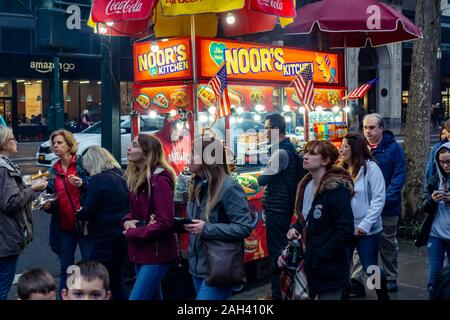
[136,94,151,110]
[152,93,170,109]
[198,86,216,107]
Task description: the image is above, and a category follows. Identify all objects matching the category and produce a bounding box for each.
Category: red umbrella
[284,0,422,48]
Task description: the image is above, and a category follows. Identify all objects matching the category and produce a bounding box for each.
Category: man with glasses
[257,113,306,300]
[350,113,406,295]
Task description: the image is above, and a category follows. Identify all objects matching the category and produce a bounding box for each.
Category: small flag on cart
[342,78,378,100]
[208,65,231,119]
[290,63,315,112]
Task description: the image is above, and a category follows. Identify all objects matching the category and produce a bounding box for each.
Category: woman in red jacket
[45,129,92,295]
[122,134,178,300]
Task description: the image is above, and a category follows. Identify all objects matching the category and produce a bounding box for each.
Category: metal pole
[191,15,199,128]
[53,55,63,130]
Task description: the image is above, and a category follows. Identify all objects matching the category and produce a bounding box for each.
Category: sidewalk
[231,240,429,300]
[12,141,42,162]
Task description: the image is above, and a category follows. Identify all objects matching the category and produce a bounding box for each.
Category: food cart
[132,36,345,271]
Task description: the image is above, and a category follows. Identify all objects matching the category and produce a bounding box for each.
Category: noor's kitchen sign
[133,38,192,82]
[199,38,341,85]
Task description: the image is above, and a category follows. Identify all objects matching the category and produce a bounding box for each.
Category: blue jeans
[129,263,170,300]
[428,237,450,291]
[355,232,382,275]
[0,255,19,300]
[59,229,92,293]
[192,276,232,300]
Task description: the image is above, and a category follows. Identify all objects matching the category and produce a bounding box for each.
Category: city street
[5,142,434,300]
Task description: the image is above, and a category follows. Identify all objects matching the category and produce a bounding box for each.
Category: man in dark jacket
[361,113,406,292]
[257,113,306,300]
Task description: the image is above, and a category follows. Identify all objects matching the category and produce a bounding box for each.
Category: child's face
[61,278,111,300]
[28,291,56,300]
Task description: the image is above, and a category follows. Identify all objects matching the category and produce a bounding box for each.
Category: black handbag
[204,239,246,287]
[203,204,246,287]
[415,212,435,247]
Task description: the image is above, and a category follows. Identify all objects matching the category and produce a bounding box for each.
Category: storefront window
[16,80,43,125]
[442,88,450,118]
[0,81,13,97]
[121,82,133,114]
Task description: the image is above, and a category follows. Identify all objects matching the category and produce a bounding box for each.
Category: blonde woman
[44,129,91,295]
[0,126,47,300]
[122,134,178,300]
[76,146,130,300]
[185,136,253,300]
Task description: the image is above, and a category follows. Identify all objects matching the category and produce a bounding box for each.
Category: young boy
[17,268,57,300]
[61,261,111,300]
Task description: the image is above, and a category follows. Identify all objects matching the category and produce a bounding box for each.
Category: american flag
[342,78,378,100]
[292,64,314,112]
[209,65,231,118]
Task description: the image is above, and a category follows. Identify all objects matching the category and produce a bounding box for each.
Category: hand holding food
[68,174,83,188]
[31,180,48,192]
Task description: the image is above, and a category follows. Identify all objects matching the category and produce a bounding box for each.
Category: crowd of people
[1,111,450,300]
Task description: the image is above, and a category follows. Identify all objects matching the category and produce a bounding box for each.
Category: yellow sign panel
[161,0,245,16]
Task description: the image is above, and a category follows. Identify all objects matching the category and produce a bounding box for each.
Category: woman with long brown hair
[122,133,178,300]
[340,133,390,300]
[185,136,253,300]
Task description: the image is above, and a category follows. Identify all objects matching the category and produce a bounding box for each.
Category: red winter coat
[122,167,179,265]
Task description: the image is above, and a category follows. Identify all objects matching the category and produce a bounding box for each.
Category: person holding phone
[44,129,91,296]
[185,136,253,300]
[122,134,178,300]
[422,142,450,299]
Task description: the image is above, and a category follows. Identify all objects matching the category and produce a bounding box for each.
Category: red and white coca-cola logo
[105,0,143,16]
[257,0,284,11]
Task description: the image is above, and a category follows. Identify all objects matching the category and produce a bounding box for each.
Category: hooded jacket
[122,167,179,265]
[187,175,253,278]
[422,142,450,241]
[371,131,406,217]
[0,155,34,258]
[294,167,355,297]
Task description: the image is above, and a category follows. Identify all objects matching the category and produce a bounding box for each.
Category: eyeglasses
[439,160,450,166]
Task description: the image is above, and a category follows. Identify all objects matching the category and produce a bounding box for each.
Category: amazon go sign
[30,61,75,74]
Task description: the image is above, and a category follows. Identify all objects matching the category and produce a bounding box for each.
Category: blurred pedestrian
[257,113,307,300]
[61,260,111,300]
[185,136,253,300]
[122,134,178,300]
[425,120,450,185]
[81,110,91,130]
[287,140,354,300]
[340,133,390,300]
[44,129,92,295]
[360,114,406,292]
[76,146,130,300]
[0,126,47,300]
[17,268,56,300]
[422,142,450,299]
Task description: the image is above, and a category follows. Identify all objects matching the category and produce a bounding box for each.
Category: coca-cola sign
[92,0,155,22]
[250,0,296,18]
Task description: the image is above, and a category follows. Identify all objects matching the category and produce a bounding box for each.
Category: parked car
[36,115,164,167]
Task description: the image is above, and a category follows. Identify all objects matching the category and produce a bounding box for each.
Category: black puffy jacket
[294,167,355,297]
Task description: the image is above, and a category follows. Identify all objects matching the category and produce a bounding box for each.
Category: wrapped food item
[23,170,50,186]
[198,86,216,107]
[136,94,151,110]
[31,191,56,211]
[152,93,170,109]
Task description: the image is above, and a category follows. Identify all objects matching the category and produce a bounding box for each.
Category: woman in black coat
[76,146,130,300]
[286,140,355,300]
